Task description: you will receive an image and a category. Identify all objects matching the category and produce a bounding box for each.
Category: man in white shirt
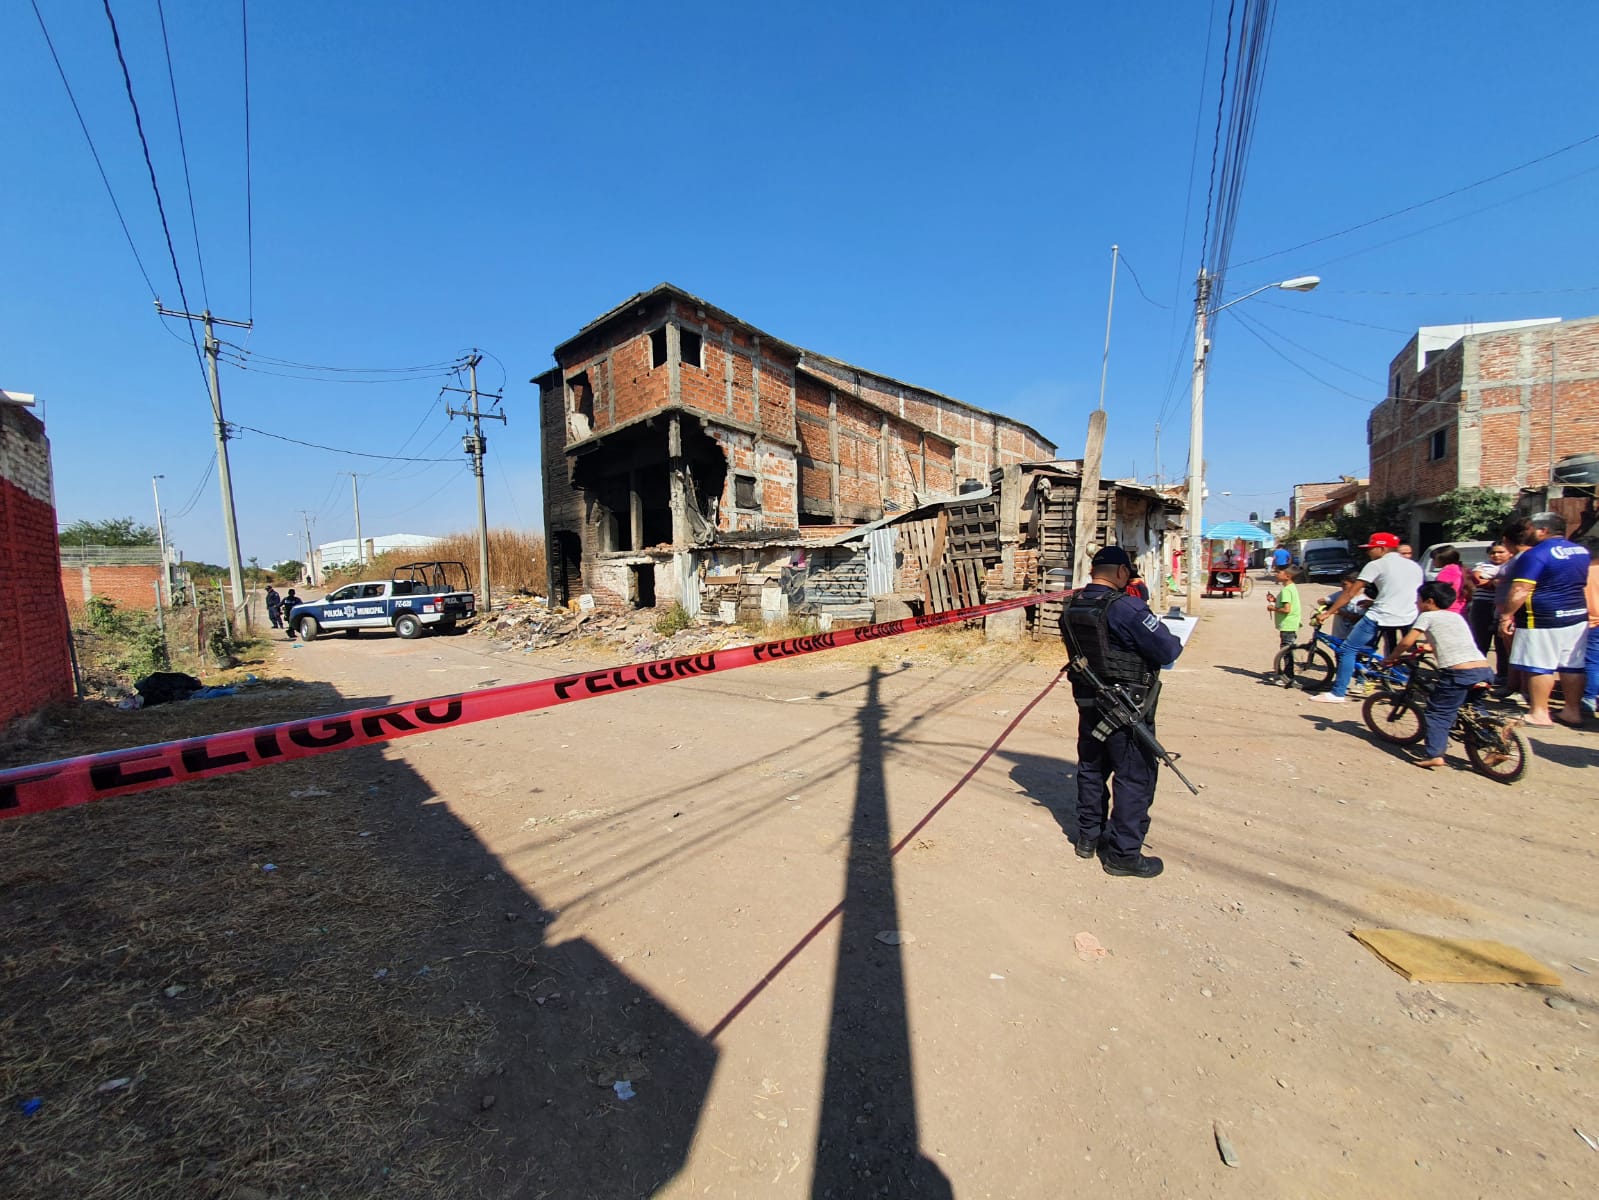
[1308,531,1425,703]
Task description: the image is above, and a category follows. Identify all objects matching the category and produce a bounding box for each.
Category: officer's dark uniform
[1061,574,1184,866]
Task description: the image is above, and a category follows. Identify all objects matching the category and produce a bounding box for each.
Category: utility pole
[1185,269,1212,617]
[300,511,319,587]
[445,353,506,612]
[346,472,366,565]
[151,473,169,605]
[155,302,252,612]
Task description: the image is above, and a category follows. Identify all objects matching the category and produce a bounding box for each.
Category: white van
[1417,540,1495,581]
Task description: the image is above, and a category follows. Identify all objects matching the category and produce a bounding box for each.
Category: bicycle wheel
[1275,643,1334,690]
[1362,692,1425,745]
[1465,722,1532,784]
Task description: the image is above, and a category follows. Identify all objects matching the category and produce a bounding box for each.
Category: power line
[29,0,158,297]
[1198,0,1238,273]
[1230,129,1599,270]
[154,0,208,308]
[241,0,255,322]
[1254,298,1409,334]
[101,0,208,389]
[171,453,217,519]
[216,354,461,384]
[1228,310,1381,384]
[366,465,470,523]
[230,423,459,462]
[1330,284,1599,298]
[218,341,467,373]
[1230,309,1371,401]
[1116,253,1170,309]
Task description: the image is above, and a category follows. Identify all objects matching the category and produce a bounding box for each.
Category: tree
[270,559,305,581]
[1437,487,1513,541]
[59,516,158,546]
[1330,496,1414,550]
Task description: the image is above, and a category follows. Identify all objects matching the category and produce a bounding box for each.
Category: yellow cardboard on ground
[1351,928,1562,985]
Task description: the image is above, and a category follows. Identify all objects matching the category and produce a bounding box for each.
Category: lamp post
[1185,270,1320,614]
[151,474,169,605]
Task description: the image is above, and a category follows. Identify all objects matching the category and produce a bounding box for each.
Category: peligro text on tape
[0,592,1051,821]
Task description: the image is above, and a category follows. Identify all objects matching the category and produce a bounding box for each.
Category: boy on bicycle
[1265,565,1302,687]
[1382,581,1496,769]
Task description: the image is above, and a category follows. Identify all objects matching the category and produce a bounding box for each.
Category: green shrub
[653,603,694,636]
[85,595,123,634]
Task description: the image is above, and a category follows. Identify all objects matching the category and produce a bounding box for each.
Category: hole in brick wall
[569,371,594,426]
[734,473,758,510]
[680,329,703,370]
[630,563,656,608]
[650,328,668,369]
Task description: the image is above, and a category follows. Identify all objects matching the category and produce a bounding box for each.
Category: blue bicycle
[1273,628,1412,694]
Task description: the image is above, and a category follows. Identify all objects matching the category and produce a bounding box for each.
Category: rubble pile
[471,597,751,662]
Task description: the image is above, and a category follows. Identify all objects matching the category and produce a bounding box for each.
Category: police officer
[1060,546,1184,878]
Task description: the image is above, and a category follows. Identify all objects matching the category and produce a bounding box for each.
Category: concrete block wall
[1,403,75,723]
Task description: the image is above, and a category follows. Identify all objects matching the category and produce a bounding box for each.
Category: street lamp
[151,475,169,605]
[1185,271,1320,614]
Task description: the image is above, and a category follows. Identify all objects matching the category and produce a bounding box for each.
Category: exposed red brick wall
[59,564,164,614]
[1,404,75,723]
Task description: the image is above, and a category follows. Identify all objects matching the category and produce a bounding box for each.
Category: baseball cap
[1091,546,1134,569]
[1360,532,1400,549]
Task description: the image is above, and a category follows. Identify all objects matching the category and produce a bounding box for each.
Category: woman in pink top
[1432,545,1469,612]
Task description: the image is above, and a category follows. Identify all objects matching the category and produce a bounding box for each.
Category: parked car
[286,560,476,641]
[1298,538,1357,581]
[1417,540,1495,582]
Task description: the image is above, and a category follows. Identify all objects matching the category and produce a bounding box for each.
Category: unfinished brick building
[536,284,1056,610]
[1368,315,1599,546]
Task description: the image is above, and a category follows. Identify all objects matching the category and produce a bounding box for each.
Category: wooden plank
[929,510,951,612]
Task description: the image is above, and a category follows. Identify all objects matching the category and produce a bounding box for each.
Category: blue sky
[6,0,1598,564]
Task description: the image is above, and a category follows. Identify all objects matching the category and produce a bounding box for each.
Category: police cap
[1090,546,1134,569]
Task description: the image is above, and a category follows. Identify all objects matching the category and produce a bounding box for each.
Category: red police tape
[0,591,1051,820]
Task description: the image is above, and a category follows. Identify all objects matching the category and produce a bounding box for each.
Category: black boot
[1074,833,1100,859]
[1102,852,1163,878]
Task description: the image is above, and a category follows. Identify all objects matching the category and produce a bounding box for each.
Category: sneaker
[1102,853,1164,879]
[1308,692,1348,704]
[1074,834,1100,860]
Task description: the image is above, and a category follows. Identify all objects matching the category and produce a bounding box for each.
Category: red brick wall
[59,564,164,614]
[1,404,75,723]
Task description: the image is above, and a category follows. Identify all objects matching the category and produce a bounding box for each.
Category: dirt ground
[3,593,1596,1198]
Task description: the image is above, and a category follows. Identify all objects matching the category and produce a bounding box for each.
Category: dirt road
[260,596,1597,1198]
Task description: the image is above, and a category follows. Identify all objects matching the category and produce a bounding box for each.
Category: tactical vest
[1061,588,1157,689]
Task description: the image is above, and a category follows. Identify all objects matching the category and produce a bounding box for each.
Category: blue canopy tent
[1200,521,1272,597]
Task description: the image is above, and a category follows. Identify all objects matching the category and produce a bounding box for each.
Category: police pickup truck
[287,561,476,642]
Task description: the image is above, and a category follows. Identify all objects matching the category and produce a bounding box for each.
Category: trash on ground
[190,685,239,700]
[163,985,186,998]
[372,968,389,980]
[1575,1128,1598,1152]
[1074,932,1110,961]
[875,930,916,946]
[261,863,277,873]
[95,1077,132,1095]
[1546,995,1576,1011]
[612,1080,636,1101]
[290,787,331,799]
[1351,929,1561,985]
[1214,1122,1240,1167]
[19,1097,42,1117]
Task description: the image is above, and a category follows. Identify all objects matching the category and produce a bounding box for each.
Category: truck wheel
[298,616,319,643]
[395,613,423,640]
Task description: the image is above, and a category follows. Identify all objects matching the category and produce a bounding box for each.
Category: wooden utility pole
[1072,410,1109,590]
[445,354,506,612]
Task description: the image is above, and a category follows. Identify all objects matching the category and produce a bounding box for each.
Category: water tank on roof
[958,478,983,494]
[1552,453,1599,487]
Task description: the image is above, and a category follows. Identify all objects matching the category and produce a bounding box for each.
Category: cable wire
[29,0,158,297]
[154,0,207,308]
[241,0,254,322]
[1115,253,1170,309]
[1228,310,1380,383]
[1230,309,1372,402]
[171,453,217,519]
[217,355,461,384]
[101,0,208,389]
[218,342,466,373]
[230,423,459,462]
[1231,129,1599,269]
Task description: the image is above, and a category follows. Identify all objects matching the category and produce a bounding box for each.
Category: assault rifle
[1066,656,1200,795]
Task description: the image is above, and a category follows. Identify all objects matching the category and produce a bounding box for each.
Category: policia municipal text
[1060,546,1186,879]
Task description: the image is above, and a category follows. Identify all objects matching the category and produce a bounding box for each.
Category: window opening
[650,327,668,369]
[569,371,594,426]
[734,473,758,509]
[1428,428,1447,461]
[680,329,703,369]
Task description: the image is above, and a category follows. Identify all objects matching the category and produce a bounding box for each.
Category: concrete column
[629,469,643,550]
[828,391,841,521]
[668,413,688,546]
[667,314,682,408]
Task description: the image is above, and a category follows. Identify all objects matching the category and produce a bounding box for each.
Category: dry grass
[0,689,495,1200]
[321,530,546,595]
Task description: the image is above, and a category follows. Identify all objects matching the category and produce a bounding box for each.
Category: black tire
[1275,643,1334,691]
[394,613,424,640]
[297,616,319,643]
[1465,723,1532,784]
[1362,691,1425,745]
